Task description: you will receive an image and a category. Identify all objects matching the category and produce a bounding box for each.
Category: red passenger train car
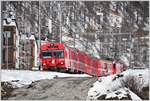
[40,42,126,76]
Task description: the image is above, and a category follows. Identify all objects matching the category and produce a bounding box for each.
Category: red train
[40,42,126,76]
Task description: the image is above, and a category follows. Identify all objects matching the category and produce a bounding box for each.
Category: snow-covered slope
[1,70,91,87]
[87,68,149,100]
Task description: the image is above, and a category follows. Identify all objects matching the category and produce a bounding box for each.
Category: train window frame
[42,51,53,59]
[53,50,64,58]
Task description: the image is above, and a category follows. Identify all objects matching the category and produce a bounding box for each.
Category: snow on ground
[1,69,91,87]
[87,68,149,100]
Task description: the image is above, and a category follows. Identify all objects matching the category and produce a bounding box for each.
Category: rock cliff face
[2,1,149,67]
[2,1,148,37]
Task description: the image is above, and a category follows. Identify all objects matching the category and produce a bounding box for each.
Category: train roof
[41,42,65,51]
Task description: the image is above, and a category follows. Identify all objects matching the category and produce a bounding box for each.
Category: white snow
[1,69,91,87]
[87,75,115,99]
[119,55,129,67]
[87,68,148,100]
[122,68,149,87]
[143,22,149,31]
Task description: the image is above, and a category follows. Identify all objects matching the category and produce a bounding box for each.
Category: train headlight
[52,60,55,64]
[60,61,64,64]
[43,63,46,66]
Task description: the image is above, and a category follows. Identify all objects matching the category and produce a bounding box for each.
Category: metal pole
[38,1,41,70]
[7,33,8,69]
[0,1,2,69]
[58,4,62,43]
[58,5,73,43]
[99,14,101,57]
[129,32,132,68]
[25,2,28,70]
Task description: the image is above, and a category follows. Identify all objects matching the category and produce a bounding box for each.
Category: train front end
[40,43,66,71]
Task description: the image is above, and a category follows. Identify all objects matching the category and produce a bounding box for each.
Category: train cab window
[54,50,64,58]
[42,51,52,58]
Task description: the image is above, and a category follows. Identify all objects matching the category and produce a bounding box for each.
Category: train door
[84,54,89,74]
[65,48,70,68]
[91,59,97,76]
[87,56,92,74]
[78,52,81,71]
[74,50,78,71]
[84,55,90,74]
[97,60,101,77]
[2,26,16,69]
[112,63,116,74]
[79,52,85,72]
[95,59,99,76]
[69,49,77,70]
[107,63,112,75]
[69,49,74,69]
[101,62,108,76]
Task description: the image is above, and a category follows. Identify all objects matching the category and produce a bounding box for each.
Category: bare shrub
[1,82,14,100]
[139,85,149,100]
[120,75,146,99]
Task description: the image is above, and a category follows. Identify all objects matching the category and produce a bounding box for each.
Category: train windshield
[54,50,64,58]
[42,51,52,58]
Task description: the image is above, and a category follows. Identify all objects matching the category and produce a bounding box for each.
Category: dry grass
[120,75,149,100]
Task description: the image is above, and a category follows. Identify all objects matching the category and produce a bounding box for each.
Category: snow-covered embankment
[87,68,149,100]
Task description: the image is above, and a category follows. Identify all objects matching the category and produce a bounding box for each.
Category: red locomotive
[40,42,126,76]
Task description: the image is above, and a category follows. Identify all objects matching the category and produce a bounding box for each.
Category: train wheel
[78,71,84,74]
[57,68,60,72]
[81,71,84,74]
[74,70,78,74]
[58,68,66,73]
[68,68,75,74]
[66,68,71,73]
